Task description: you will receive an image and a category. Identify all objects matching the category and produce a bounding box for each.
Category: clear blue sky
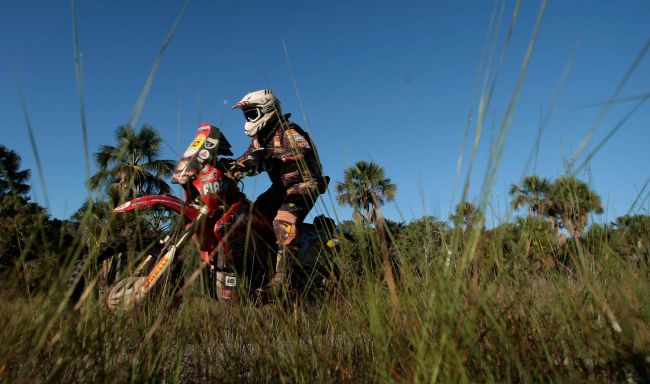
[1,0,649,226]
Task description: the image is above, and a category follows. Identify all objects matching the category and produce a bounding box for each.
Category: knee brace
[273,211,298,246]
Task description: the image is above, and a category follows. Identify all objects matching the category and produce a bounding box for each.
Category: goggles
[243,107,262,122]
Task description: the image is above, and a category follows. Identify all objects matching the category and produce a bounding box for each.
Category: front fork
[206,265,238,303]
[206,221,240,303]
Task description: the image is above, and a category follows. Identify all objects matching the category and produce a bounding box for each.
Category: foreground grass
[1,231,649,383]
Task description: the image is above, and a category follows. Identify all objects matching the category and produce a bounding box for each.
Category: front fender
[113,195,200,221]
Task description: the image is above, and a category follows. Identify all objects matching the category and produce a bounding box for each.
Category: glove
[230,162,249,177]
[218,157,235,169]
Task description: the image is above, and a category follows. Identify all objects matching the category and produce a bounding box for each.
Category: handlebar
[217,157,252,182]
[220,148,266,181]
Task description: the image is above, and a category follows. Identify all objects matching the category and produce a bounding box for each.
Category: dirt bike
[72,123,340,310]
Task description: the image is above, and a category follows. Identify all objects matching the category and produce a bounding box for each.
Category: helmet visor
[243,107,261,122]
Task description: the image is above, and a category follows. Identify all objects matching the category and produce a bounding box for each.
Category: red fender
[113,195,200,221]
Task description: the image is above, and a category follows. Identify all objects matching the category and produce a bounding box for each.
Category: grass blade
[71,0,91,184]
[127,0,190,131]
[565,38,650,173]
[13,68,50,210]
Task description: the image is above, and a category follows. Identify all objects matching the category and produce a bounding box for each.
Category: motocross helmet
[232,89,281,137]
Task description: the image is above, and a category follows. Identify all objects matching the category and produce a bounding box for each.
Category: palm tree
[336,161,400,318]
[547,176,604,238]
[335,161,397,224]
[0,145,31,197]
[509,175,550,217]
[449,201,484,230]
[88,124,175,204]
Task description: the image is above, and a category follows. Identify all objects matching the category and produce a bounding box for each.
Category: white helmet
[232,89,281,137]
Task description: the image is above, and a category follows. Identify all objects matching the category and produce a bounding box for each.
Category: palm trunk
[14,222,30,296]
[372,197,401,323]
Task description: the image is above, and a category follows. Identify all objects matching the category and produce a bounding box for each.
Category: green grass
[1,228,649,382]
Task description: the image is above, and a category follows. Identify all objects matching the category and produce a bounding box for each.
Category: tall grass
[1,227,649,382]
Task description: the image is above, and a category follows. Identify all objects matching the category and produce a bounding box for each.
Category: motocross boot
[256,245,293,301]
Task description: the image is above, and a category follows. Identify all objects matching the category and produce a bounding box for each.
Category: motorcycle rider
[230,89,327,298]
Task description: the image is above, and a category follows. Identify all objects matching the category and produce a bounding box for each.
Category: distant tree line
[1,124,648,297]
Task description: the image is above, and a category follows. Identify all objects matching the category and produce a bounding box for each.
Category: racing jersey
[235,120,325,195]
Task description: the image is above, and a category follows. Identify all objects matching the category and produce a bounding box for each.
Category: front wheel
[66,238,165,307]
[66,240,129,305]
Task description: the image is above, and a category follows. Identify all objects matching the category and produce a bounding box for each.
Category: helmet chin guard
[244,110,278,137]
[232,89,282,137]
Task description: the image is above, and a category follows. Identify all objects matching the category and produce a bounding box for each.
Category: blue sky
[1,0,649,226]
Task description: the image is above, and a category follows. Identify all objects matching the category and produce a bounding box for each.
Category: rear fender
[113,195,199,221]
